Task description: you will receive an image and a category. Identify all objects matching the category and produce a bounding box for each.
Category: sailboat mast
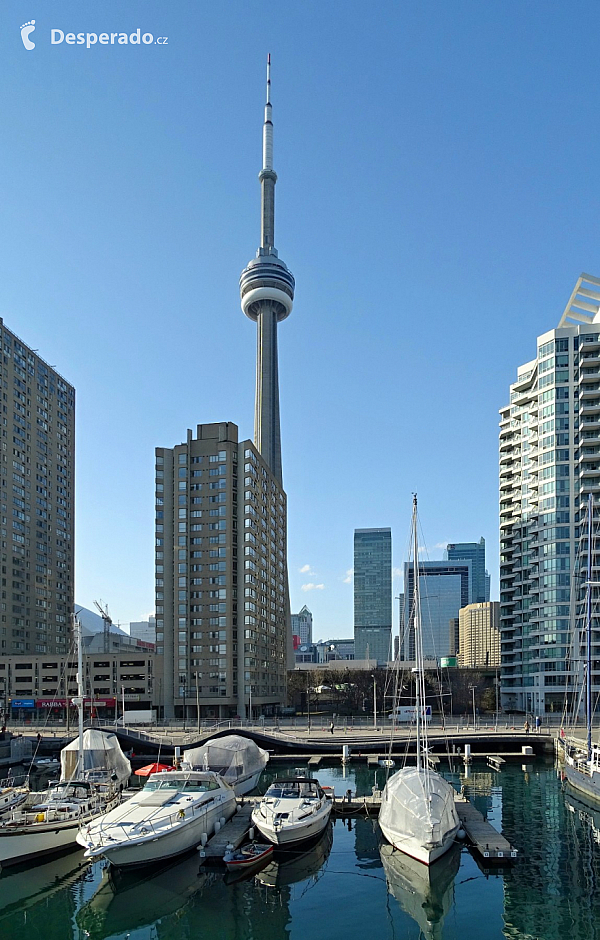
[587,492,593,763]
[75,614,84,777]
[413,494,421,770]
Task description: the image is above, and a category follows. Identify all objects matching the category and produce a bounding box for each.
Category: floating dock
[200,804,253,860]
[454,795,517,861]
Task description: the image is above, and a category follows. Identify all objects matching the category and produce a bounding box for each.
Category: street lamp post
[470,686,477,728]
[372,675,377,731]
[196,671,200,734]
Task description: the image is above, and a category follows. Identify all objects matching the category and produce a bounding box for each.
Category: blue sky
[2,1,600,639]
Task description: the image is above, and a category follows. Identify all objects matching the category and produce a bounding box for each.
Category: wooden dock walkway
[454,795,517,861]
[200,804,253,860]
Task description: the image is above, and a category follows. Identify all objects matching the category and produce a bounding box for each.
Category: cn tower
[240,56,295,484]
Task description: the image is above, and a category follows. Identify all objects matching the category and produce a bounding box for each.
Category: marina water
[1,759,599,940]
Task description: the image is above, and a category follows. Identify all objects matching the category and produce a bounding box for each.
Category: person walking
[329,720,335,735]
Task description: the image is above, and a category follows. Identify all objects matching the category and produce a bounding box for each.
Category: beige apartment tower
[458,602,500,668]
[0,319,74,657]
[155,422,288,721]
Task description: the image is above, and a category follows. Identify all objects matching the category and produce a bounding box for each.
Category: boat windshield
[265,781,318,799]
[143,777,221,792]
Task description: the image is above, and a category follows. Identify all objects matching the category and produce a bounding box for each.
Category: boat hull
[379,818,458,866]
[93,802,234,867]
[234,770,263,797]
[251,803,331,846]
[564,762,600,803]
[0,818,85,868]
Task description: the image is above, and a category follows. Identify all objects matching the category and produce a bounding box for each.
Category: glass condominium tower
[500,274,600,716]
[354,527,392,664]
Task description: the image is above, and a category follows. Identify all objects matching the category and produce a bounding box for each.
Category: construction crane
[94,600,113,654]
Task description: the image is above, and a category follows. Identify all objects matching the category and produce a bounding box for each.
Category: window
[178,454,187,465]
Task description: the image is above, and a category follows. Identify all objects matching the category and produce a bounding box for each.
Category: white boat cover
[379,767,458,852]
[182,735,268,784]
[60,730,131,785]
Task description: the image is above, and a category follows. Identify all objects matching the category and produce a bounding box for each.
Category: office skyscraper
[500,273,600,715]
[155,423,288,721]
[402,560,471,661]
[240,56,294,484]
[0,319,74,656]
[354,528,392,663]
[292,605,312,646]
[446,538,487,603]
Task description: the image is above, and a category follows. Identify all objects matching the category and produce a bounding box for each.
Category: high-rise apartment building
[0,319,74,656]
[292,605,312,646]
[446,538,487,603]
[155,422,288,720]
[354,528,392,664]
[458,602,500,668]
[500,273,600,715]
[402,560,471,661]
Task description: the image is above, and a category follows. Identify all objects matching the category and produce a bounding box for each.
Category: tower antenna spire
[262,53,274,178]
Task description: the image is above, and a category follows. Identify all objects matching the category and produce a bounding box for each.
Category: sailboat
[563,493,600,801]
[378,495,459,865]
[0,616,129,867]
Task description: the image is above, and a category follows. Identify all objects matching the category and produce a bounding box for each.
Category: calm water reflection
[1,761,600,940]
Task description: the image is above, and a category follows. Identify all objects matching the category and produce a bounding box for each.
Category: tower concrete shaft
[240,55,294,484]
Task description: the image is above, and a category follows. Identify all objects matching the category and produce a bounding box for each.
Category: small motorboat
[379,759,395,768]
[223,841,273,873]
[251,778,332,846]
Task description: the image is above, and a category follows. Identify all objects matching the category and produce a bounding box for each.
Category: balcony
[580,367,600,383]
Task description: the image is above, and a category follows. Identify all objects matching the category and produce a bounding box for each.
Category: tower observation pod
[240,55,295,484]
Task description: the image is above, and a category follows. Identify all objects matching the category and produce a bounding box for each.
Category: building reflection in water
[501,766,600,940]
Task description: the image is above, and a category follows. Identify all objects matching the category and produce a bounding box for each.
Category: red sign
[36,697,116,708]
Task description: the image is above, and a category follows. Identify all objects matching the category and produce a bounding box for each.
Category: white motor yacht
[251,777,332,846]
[77,770,236,867]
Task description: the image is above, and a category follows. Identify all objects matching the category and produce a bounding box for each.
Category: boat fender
[220,817,226,828]
[248,827,255,840]
[200,832,208,845]
[226,843,234,853]
[457,829,466,840]
[214,821,221,834]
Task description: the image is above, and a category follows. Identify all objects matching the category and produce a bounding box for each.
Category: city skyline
[4,2,600,637]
